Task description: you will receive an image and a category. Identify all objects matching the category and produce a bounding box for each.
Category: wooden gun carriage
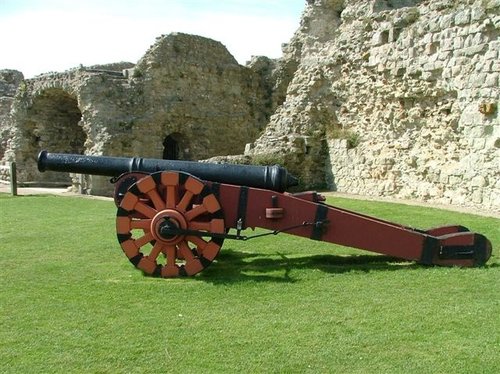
[37,150,492,277]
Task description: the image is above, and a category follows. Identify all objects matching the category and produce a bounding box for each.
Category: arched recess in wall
[163,132,189,160]
[25,88,85,184]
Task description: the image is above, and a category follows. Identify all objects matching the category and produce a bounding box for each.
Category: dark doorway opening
[163,134,180,160]
[26,88,85,184]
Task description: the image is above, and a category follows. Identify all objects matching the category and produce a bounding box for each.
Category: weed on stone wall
[327,127,360,149]
[250,153,286,166]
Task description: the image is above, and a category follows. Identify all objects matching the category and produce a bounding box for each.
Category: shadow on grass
[197,248,421,284]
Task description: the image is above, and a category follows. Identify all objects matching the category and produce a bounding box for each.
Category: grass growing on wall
[326,127,361,149]
[0,194,498,373]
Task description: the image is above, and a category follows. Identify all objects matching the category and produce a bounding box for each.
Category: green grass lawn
[0,193,499,373]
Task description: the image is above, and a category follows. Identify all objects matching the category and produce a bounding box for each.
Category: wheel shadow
[197,248,422,284]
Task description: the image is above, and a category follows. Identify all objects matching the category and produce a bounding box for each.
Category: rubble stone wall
[0,33,271,195]
[0,70,24,161]
[247,0,499,211]
[1,2,499,212]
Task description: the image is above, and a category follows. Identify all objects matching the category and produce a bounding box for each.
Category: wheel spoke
[187,235,209,251]
[147,188,165,211]
[184,205,207,222]
[166,185,177,208]
[177,191,193,212]
[130,219,151,230]
[134,232,154,248]
[189,220,211,231]
[164,245,177,266]
[148,242,164,261]
[134,201,157,219]
[179,241,196,262]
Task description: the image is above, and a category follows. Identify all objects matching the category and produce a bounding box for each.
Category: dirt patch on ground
[0,184,113,201]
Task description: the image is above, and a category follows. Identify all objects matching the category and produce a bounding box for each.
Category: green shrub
[327,127,360,149]
[251,153,285,166]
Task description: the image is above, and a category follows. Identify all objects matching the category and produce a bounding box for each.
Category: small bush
[327,127,360,149]
[132,68,143,78]
[251,153,285,166]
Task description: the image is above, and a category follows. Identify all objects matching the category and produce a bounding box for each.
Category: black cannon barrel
[37,151,299,192]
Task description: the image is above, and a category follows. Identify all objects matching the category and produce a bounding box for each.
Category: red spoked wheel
[116,171,225,277]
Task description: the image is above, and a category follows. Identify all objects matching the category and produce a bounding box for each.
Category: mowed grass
[0,193,498,373]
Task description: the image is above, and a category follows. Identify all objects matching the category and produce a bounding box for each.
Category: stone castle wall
[0,70,24,160]
[124,34,271,160]
[1,1,499,212]
[0,33,272,195]
[247,0,499,211]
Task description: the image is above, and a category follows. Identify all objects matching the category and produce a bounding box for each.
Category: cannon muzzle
[37,150,299,192]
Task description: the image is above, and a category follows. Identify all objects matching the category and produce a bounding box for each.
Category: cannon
[37,150,492,277]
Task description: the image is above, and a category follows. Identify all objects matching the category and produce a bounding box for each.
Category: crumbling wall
[0,70,23,161]
[2,3,499,211]
[121,33,270,160]
[1,33,270,195]
[3,68,137,192]
[247,0,500,211]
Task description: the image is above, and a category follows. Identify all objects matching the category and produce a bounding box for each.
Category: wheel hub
[158,218,179,239]
[151,209,188,245]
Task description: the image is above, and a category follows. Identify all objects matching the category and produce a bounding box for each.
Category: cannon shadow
[197,248,423,284]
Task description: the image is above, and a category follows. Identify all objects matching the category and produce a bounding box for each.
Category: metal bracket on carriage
[288,191,326,203]
[265,192,327,219]
[436,229,491,263]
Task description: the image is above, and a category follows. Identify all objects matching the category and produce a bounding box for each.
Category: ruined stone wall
[248,0,499,211]
[0,70,23,161]
[121,33,270,160]
[0,33,271,195]
[2,3,499,211]
[2,68,137,192]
